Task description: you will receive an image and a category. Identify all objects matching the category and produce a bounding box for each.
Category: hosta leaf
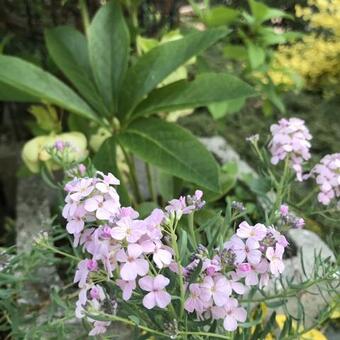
[0,55,99,122]
[132,73,255,119]
[45,26,109,116]
[88,0,130,112]
[118,118,219,192]
[119,27,229,117]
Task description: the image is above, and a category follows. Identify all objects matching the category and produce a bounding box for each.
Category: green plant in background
[0,0,255,205]
[190,0,301,118]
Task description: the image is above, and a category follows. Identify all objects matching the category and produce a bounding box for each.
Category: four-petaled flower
[138,275,171,309]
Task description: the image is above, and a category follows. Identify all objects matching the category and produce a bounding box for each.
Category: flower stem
[79,0,90,37]
[145,163,157,202]
[169,219,186,321]
[188,212,197,249]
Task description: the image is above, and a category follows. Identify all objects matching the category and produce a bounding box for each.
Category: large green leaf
[93,136,130,205]
[45,26,109,116]
[131,73,255,119]
[119,27,229,118]
[0,81,37,102]
[0,55,99,122]
[118,118,220,192]
[88,0,130,112]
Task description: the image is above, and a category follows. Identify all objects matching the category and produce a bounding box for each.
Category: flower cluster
[312,153,340,205]
[279,204,305,229]
[182,221,288,331]
[63,172,206,335]
[63,172,287,336]
[269,118,312,181]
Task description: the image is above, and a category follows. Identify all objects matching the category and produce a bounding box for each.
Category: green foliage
[118,117,219,192]
[0,0,256,199]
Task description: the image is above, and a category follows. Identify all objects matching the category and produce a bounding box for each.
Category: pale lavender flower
[116,279,136,301]
[211,298,247,331]
[312,153,340,205]
[269,118,312,181]
[266,244,285,276]
[139,275,171,309]
[116,244,149,281]
[236,221,267,241]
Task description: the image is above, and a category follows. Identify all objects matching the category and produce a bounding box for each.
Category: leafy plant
[190,0,301,117]
[0,0,256,202]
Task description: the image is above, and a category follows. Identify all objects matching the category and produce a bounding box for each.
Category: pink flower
[89,321,111,336]
[200,276,231,306]
[211,298,247,331]
[116,279,136,301]
[66,205,87,234]
[138,275,171,309]
[111,217,146,243]
[116,244,149,281]
[269,118,312,181]
[266,244,285,276]
[153,242,172,269]
[267,227,289,248]
[74,259,96,288]
[69,178,94,201]
[184,283,207,314]
[84,195,119,220]
[237,259,269,286]
[279,204,289,217]
[312,153,340,205]
[236,221,267,241]
[225,235,262,264]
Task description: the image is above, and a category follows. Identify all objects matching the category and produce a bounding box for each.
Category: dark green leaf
[0,55,99,122]
[89,0,130,111]
[0,81,37,102]
[247,42,266,69]
[132,73,254,119]
[45,26,108,116]
[118,118,220,192]
[119,27,229,117]
[224,44,247,60]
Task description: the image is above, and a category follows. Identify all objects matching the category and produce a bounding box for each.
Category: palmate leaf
[0,55,99,122]
[131,73,255,119]
[118,118,220,192]
[45,26,109,116]
[118,27,229,118]
[88,0,130,112]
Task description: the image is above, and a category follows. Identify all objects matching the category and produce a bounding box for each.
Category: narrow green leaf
[45,26,109,116]
[0,55,99,122]
[132,73,255,119]
[118,118,220,192]
[89,0,130,112]
[119,27,229,117]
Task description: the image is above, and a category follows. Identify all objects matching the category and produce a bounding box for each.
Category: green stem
[79,0,90,37]
[269,157,290,223]
[169,219,186,321]
[178,331,231,339]
[296,187,318,207]
[120,146,142,203]
[188,213,197,249]
[145,163,157,202]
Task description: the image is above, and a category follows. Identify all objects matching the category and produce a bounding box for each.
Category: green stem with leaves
[79,0,90,36]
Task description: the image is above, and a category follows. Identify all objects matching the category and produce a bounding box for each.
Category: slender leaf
[132,73,255,119]
[45,26,108,115]
[0,55,99,122]
[118,117,220,192]
[89,0,130,112]
[248,0,293,23]
[119,27,229,117]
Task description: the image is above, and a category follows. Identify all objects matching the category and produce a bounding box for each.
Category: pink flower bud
[86,259,98,272]
[238,263,252,272]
